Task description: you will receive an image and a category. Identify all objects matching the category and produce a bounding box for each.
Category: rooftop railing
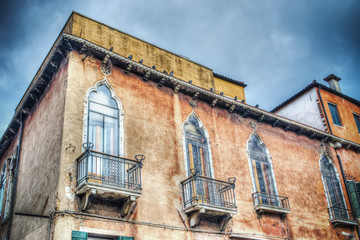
[181,174,237,211]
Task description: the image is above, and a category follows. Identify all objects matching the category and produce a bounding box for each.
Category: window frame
[327,102,342,126]
[246,131,279,197]
[353,112,360,134]
[82,78,124,157]
[0,161,7,217]
[182,112,214,178]
[319,154,348,219]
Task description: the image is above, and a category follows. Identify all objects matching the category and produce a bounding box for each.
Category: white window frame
[182,111,215,178]
[319,153,348,218]
[82,78,124,157]
[246,131,279,196]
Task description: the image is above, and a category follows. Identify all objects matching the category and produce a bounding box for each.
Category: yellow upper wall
[63,12,246,100]
[213,76,246,101]
[64,13,213,90]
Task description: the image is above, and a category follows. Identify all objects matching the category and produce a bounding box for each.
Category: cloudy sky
[0,0,359,135]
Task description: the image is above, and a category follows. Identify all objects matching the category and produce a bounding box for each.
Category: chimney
[324,74,341,92]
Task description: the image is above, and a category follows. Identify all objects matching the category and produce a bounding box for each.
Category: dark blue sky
[0,0,359,134]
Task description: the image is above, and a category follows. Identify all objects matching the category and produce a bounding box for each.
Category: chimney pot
[324,74,341,92]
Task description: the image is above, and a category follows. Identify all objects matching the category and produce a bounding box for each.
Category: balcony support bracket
[189,208,205,227]
[80,189,96,210]
[219,213,232,231]
[120,195,137,218]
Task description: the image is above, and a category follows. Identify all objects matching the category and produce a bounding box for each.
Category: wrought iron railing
[328,207,355,221]
[181,174,237,211]
[76,147,144,191]
[252,192,290,210]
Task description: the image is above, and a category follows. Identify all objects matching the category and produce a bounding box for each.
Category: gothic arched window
[0,161,6,217]
[320,155,347,219]
[247,133,278,205]
[87,84,120,156]
[183,114,212,178]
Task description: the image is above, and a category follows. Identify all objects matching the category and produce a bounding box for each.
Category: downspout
[317,85,333,134]
[6,114,24,240]
[335,152,360,239]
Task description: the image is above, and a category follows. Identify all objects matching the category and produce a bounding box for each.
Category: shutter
[72,231,88,240]
[347,180,360,219]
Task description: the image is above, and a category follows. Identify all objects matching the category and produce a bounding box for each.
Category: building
[272,75,360,145]
[0,12,359,240]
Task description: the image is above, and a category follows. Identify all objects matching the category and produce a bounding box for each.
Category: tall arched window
[0,161,7,217]
[320,154,347,219]
[183,114,212,178]
[82,79,124,184]
[88,84,119,155]
[247,132,278,205]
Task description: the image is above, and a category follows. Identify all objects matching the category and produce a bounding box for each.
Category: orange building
[272,74,360,145]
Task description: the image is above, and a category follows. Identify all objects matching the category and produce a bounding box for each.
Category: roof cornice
[1,33,359,157]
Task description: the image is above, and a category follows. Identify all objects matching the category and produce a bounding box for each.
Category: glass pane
[249,136,268,163]
[353,113,360,134]
[184,116,211,177]
[89,112,104,152]
[328,103,341,126]
[89,84,117,108]
[104,116,119,156]
[90,102,118,117]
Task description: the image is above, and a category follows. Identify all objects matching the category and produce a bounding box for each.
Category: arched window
[82,80,124,185]
[87,84,120,155]
[0,161,6,216]
[247,132,278,205]
[183,114,212,178]
[320,154,347,219]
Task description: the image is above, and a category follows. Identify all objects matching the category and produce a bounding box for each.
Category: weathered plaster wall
[9,57,68,240]
[52,52,358,239]
[274,88,326,131]
[320,88,360,144]
[0,133,20,239]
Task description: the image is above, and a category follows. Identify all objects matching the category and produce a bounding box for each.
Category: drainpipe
[335,151,360,239]
[317,85,332,134]
[6,114,24,240]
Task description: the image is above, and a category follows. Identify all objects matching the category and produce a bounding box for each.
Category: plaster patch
[65,186,75,200]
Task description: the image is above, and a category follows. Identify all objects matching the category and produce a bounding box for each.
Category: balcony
[252,192,290,215]
[181,174,237,230]
[328,207,358,227]
[76,148,144,216]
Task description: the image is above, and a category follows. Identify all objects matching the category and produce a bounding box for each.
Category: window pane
[353,113,360,134]
[249,135,276,198]
[90,102,118,118]
[89,112,104,152]
[89,84,117,108]
[321,155,347,218]
[328,103,342,126]
[104,116,119,156]
[184,116,211,178]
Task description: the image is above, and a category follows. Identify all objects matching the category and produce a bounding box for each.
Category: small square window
[353,113,360,134]
[328,103,342,126]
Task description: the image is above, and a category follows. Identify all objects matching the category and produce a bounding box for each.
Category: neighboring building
[272,75,360,145]
[0,12,359,240]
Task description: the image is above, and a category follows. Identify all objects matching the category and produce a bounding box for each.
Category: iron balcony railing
[252,192,290,210]
[76,148,144,191]
[328,207,355,221]
[181,174,237,211]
